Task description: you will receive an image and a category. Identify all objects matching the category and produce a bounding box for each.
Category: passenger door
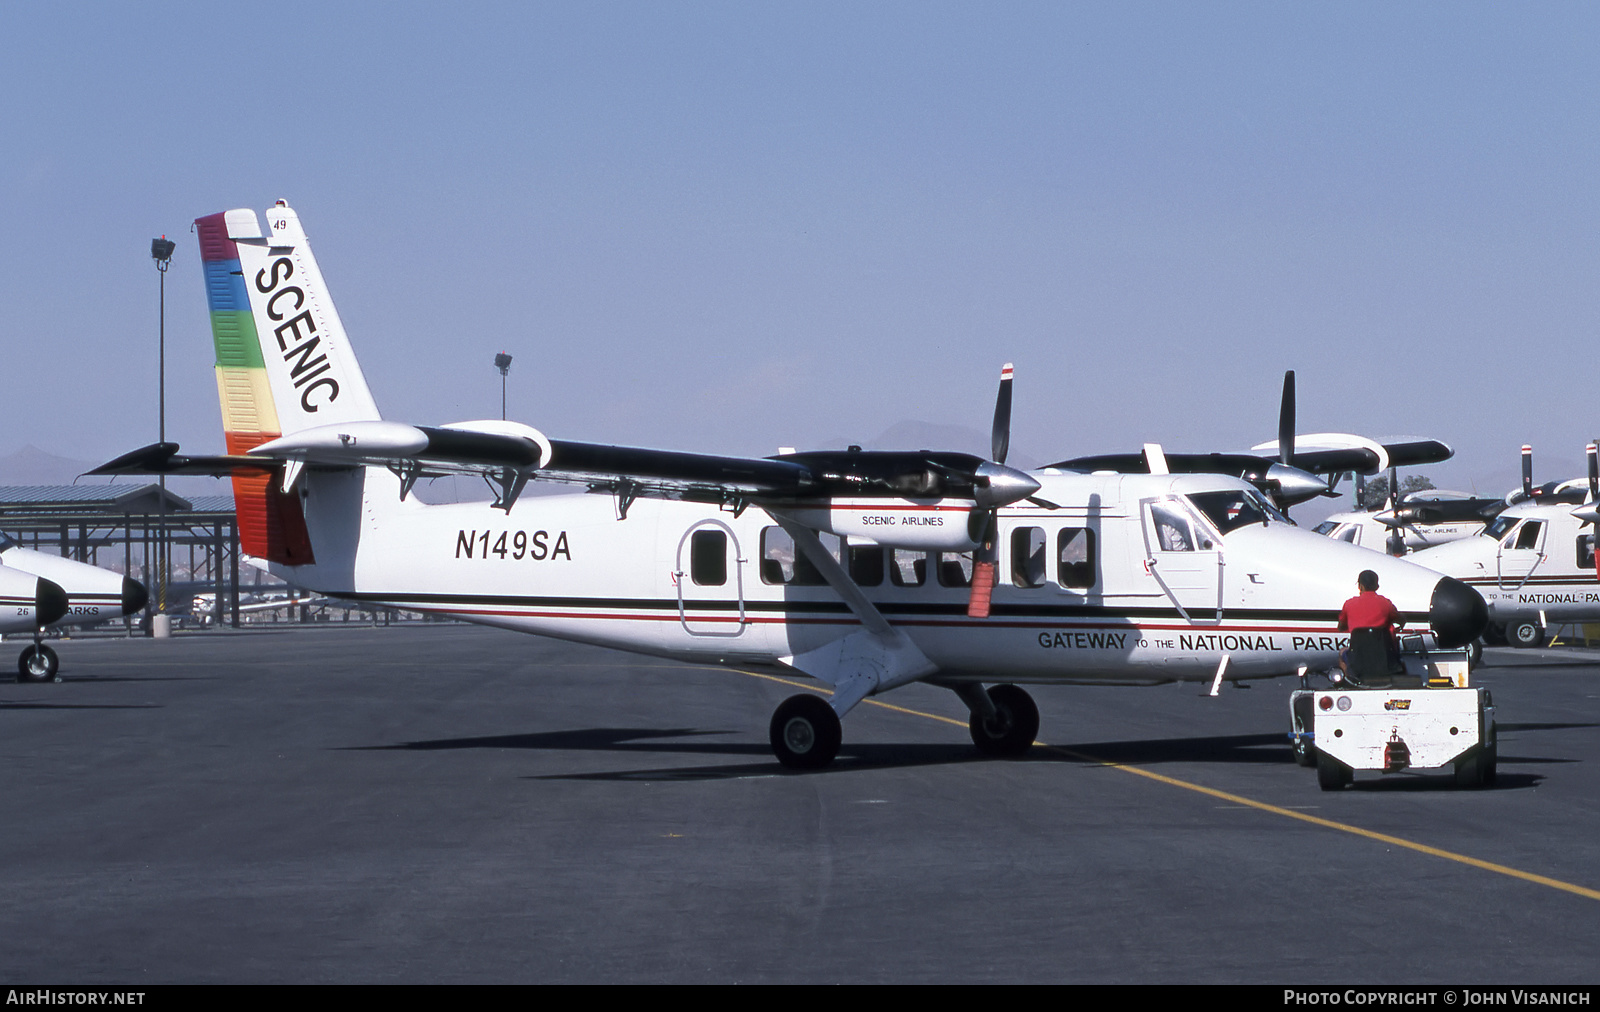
[675,520,747,637]
[1141,498,1223,621]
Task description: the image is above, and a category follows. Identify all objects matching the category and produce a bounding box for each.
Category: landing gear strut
[960,683,1040,757]
[770,694,842,770]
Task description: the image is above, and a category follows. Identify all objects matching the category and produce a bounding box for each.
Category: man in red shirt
[1338,569,1403,679]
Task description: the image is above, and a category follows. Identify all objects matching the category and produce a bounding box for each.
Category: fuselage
[1411,502,1600,626]
[0,537,147,628]
[1315,511,1487,554]
[266,467,1484,685]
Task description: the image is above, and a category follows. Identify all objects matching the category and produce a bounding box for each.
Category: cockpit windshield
[0,531,15,551]
[1482,516,1518,542]
[1186,490,1292,535]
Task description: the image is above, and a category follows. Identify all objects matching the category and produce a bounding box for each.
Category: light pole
[494,352,513,420]
[151,236,175,635]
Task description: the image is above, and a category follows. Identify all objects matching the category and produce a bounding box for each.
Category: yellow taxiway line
[731,667,1600,904]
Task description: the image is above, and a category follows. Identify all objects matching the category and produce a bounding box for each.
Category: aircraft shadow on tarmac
[0,700,161,710]
[345,727,1369,781]
[344,724,1590,783]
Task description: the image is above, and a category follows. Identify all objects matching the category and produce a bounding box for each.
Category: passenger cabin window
[848,540,884,586]
[1578,534,1595,570]
[690,529,728,586]
[760,527,840,585]
[1011,527,1047,588]
[938,552,973,588]
[1058,528,1096,590]
[889,549,927,587]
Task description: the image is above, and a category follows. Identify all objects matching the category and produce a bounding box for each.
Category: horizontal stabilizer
[87,442,269,477]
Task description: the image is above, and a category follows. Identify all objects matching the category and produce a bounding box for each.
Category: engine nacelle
[774,499,980,552]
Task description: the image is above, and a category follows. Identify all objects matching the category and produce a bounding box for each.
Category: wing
[87,421,1024,516]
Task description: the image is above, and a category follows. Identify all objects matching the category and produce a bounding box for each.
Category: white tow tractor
[1289,635,1495,790]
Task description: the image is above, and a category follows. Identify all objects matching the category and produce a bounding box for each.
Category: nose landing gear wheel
[18,644,60,683]
[969,683,1039,757]
[770,694,842,770]
[1508,621,1546,649]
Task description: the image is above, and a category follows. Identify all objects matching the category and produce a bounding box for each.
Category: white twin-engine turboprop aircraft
[92,202,1488,769]
[0,534,147,682]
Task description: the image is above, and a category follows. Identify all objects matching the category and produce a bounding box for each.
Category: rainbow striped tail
[195,201,381,566]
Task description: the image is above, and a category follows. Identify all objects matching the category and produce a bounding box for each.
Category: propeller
[1259,369,1335,512]
[1522,444,1535,501]
[968,363,1031,618]
[1573,443,1600,580]
[1384,464,1405,555]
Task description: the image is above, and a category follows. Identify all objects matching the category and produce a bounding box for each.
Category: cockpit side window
[1514,520,1544,551]
[0,531,14,552]
[1147,500,1216,552]
[1150,503,1196,552]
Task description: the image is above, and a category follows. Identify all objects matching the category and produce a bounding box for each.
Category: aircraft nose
[36,578,68,626]
[1430,576,1488,648]
[121,577,148,616]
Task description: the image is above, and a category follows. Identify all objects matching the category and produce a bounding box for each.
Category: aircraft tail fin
[195,201,382,565]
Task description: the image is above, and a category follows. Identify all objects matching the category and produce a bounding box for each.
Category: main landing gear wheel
[1316,753,1353,791]
[969,684,1040,757]
[17,644,60,683]
[770,694,842,770]
[1508,621,1546,649]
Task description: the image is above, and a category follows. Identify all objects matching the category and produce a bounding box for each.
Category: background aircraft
[0,531,148,680]
[1407,445,1600,648]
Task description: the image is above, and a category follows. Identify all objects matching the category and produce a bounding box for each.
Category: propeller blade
[1026,495,1062,510]
[1588,442,1597,501]
[991,363,1014,465]
[1522,445,1534,499]
[967,512,999,619]
[1388,465,1399,513]
[1354,471,1366,510]
[1278,370,1295,466]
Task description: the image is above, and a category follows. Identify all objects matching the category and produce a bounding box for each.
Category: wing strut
[770,514,936,716]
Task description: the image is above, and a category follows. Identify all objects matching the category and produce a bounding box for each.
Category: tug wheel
[770,694,841,770]
[17,644,59,683]
[969,684,1040,757]
[1316,753,1352,791]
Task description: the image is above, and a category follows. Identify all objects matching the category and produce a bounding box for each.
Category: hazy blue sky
[3,2,1596,498]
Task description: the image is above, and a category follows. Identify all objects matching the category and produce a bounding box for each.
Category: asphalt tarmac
[1,625,1597,984]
